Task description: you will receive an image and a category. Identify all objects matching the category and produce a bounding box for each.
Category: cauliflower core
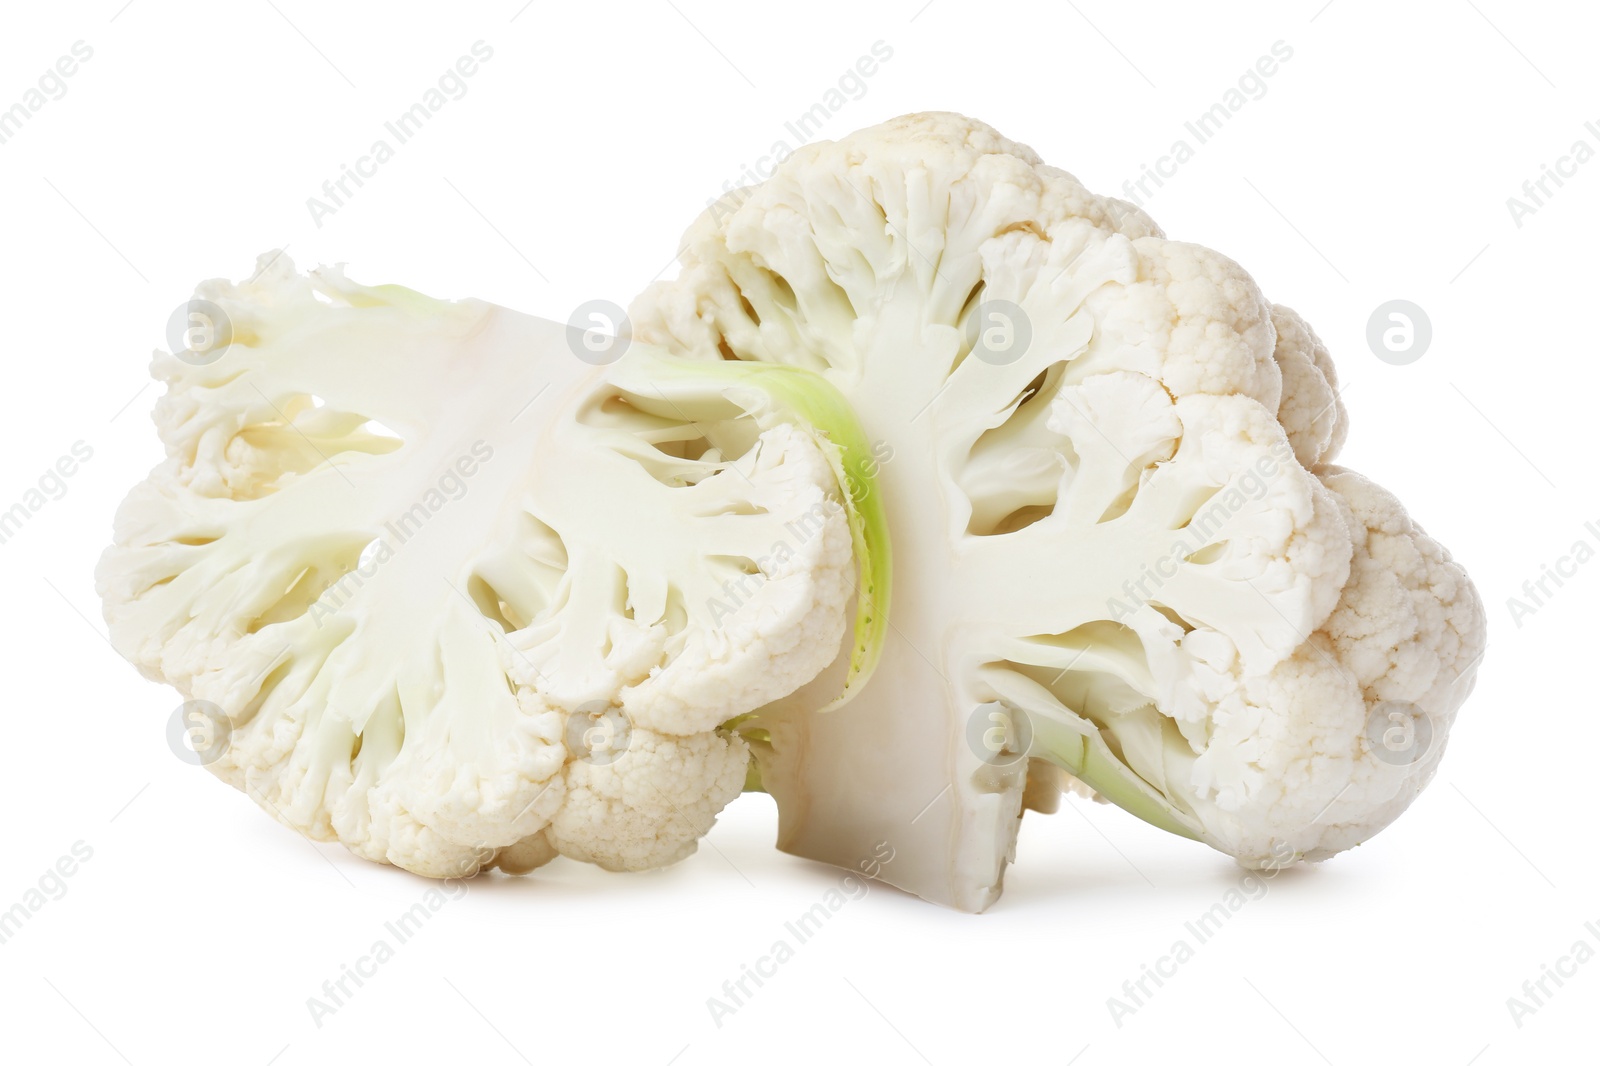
[98,255,862,878]
[633,113,1487,910]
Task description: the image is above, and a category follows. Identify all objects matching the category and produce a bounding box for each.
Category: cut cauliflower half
[633,113,1486,910]
[98,253,882,878]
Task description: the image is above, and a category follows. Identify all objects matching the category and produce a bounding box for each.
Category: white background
[0,1,1593,1063]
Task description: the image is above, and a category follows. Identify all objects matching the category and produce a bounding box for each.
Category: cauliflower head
[632,113,1486,910]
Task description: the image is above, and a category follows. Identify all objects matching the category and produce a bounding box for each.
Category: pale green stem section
[1027,711,1206,843]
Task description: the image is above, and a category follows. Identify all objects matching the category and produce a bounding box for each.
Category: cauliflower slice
[632,112,1486,910]
[98,254,877,878]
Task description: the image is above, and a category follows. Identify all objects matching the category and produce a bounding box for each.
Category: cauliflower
[632,113,1487,911]
[98,253,885,878]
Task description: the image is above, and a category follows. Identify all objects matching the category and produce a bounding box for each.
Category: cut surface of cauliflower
[633,113,1486,910]
[99,254,870,877]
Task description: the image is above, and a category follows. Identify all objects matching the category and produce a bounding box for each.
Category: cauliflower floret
[1271,304,1349,468]
[1083,237,1283,410]
[1153,466,1484,864]
[549,729,750,870]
